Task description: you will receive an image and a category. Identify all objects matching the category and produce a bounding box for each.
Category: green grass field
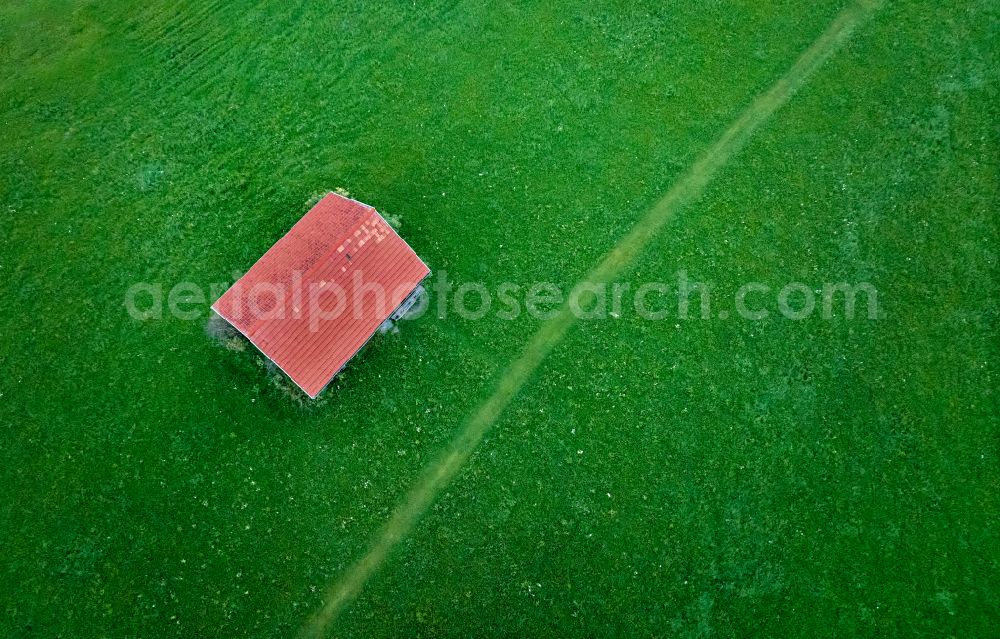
[2,0,998,636]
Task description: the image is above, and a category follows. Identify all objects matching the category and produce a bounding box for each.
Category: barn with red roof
[212,193,430,398]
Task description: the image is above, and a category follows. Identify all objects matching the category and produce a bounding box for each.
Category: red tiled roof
[212,193,429,397]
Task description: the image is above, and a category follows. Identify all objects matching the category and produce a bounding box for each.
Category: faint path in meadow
[300,2,883,635]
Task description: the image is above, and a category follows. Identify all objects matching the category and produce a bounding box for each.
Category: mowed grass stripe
[301,1,883,635]
[130,0,228,57]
